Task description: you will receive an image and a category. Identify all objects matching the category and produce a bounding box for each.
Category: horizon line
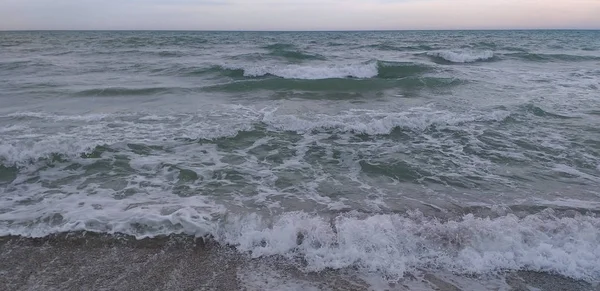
[1,28,600,32]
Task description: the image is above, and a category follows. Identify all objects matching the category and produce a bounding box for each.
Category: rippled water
[1,30,599,290]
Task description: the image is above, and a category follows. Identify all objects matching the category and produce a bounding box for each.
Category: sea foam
[427,50,495,63]
[1,208,599,283]
[0,108,511,165]
[225,62,379,79]
[219,210,600,282]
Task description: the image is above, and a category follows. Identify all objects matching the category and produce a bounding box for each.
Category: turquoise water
[1,30,599,289]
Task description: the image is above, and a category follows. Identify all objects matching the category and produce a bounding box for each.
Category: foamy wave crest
[262,108,511,135]
[219,210,600,282]
[224,62,379,79]
[428,50,495,63]
[3,111,112,122]
[0,139,107,166]
[0,108,511,165]
[2,209,599,282]
[0,109,261,166]
[0,198,226,238]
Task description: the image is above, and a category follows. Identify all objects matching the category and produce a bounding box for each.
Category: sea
[0,30,599,290]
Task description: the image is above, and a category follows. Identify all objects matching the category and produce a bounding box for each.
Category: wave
[186,63,373,79]
[377,61,432,78]
[0,108,507,166]
[185,66,246,78]
[203,76,459,93]
[425,50,600,64]
[157,50,183,57]
[233,62,377,79]
[505,52,600,62]
[0,60,55,72]
[82,61,433,82]
[98,35,209,48]
[1,111,112,122]
[522,104,575,119]
[42,50,74,56]
[1,209,599,282]
[74,87,184,97]
[363,44,437,51]
[469,41,498,49]
[0,61,31,71]
[195,61,432,80]
[426,50,496,63]
[270,50,325,61]
[262,43,325,61]
[87,49,187,58]
[260,108,508,134]
[262,43,296,51]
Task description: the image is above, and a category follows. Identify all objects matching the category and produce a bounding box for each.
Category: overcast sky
[1,0,599,30]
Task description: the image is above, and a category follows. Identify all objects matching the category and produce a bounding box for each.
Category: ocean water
[0,30,599,290]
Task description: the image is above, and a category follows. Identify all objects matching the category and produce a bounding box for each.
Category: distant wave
[0,60,32,71]
[504,52,600,62]
[98,36,209,48]
[191,61,432,80]
[468,41,498,49]
[186,66,246,78]
[88,49,186,57]
[203,78,395,93]
[269,50,325,61]
[262,43,296,51]
[423,50,600,64]
[157,50,184,57]
[74,87,184,97]
[70,61,440,96]
[426,50,496,63]
[262,43,325,61]
[0,60,54,71]
[233,62,379,79]
[522,104,576,119]
[362,43,438,51]
[203,76,461,93]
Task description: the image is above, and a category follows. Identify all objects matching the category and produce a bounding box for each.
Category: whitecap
[428,50,495,63]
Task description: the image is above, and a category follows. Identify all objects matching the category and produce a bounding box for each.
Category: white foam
[0,136,105,166]
[2,208,599,283]
[0,108,261,166]
[0,190,225,238]
[0,124,28,134]
[0,107,511,165]
[428,50,495,63]
[262,108,511,135]
[218,210,600,282]
[223,62,379,79]
[2,111,112,122]
[531,198,600,210]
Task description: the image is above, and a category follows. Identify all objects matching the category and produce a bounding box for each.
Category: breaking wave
[0,108,509,166]
[505,52,600,62]
[187,61,431,80]
[427,50,496,63]
[1,209,599,283]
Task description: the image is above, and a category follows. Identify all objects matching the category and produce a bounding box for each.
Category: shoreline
[1,232,596,291]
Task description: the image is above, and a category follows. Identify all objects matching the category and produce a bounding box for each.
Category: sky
[1,0,599,30]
